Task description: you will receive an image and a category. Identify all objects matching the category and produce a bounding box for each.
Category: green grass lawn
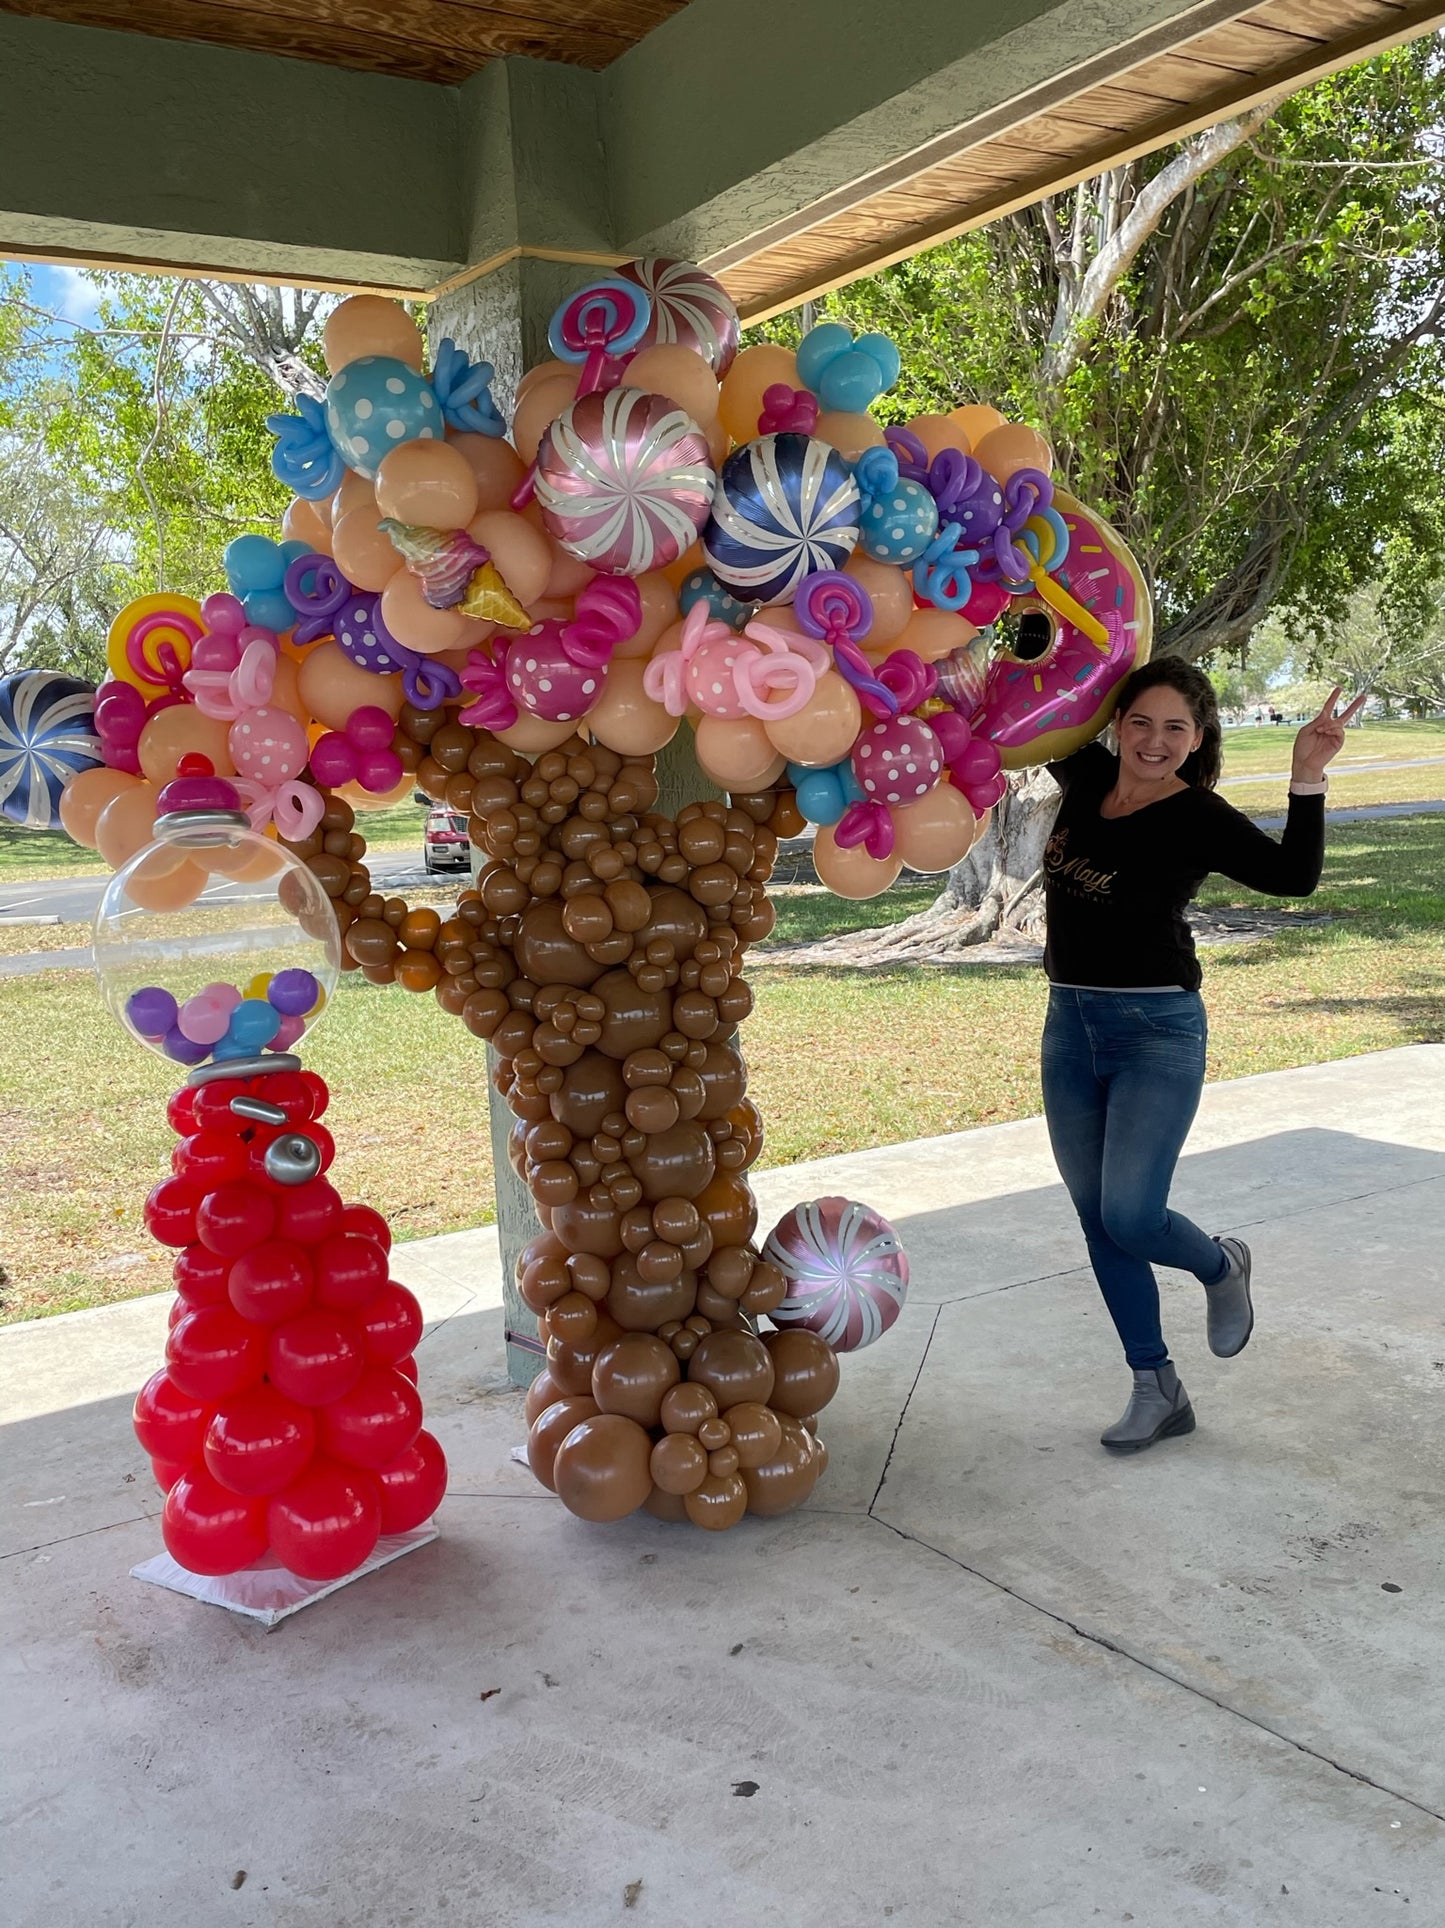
[2,815,1441,1327]
[1218,716,1445,778]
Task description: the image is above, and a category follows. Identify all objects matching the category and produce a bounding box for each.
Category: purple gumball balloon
[852,715,943,809]
[334,593,404,676]
[534,386,715,577]
[504,623,608,725]
[762,1196,909,1352]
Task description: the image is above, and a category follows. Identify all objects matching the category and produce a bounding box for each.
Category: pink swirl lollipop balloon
[535,386,716,577]
[762,1196,909,1352]
[619,258,742,377]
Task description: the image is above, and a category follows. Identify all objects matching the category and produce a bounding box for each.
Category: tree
[753,39,1445,958]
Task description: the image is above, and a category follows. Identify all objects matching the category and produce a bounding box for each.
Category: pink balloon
[309,733,357,788]
[356,747,404,792]
[346,706,397,752]
[762,1195,909,1351]
[229,705,309,782]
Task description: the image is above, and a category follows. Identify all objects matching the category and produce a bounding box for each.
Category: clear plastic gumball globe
[94,800,341,1068]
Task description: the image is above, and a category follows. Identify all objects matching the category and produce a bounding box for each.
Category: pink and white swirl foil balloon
[763,1196,909,1351]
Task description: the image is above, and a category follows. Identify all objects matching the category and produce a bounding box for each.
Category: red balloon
[316,1366,422,1470]
[375,1429,448,1534]
[133,1365,213,1462]
[197,1180,276,1258]
[174,1243,230,1307]
[313,1233,389,1311]
[267,1309,365,1406]
[173,1129,250,1190]
[204,1386,317,1496]
[144,1176,202,1248]
[165,1305,267,1403]
[357,1283,424,1365]
[255,1070,314,1125]
[275,1177,343,1246]
[394,1354,418,1384]
[162,1467,269,1576]
[191,1080,248,1132]
[167,1297,187,1331]
[299,1070,329,1120]
[308,1123,336,1173]
[166,1087,199,1136]
[340,1203,392,1252]
[151,1455,189,1493]
[267,1461,380,1581]
[227,1238,314,1324]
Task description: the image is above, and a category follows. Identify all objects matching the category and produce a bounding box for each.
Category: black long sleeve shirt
[1042,743,1325,990]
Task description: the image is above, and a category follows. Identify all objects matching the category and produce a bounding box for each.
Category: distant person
[1040,663,1364,1451]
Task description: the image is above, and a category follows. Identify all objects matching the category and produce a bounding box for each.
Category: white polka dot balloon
[852,715,944,808]
[324,355,440,478]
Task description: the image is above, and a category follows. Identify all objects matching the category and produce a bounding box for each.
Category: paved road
[0,849,441,924]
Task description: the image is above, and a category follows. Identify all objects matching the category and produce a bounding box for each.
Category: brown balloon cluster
[307,703,836,1531]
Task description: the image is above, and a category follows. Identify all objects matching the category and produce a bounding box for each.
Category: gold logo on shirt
[1043,825,1115,895]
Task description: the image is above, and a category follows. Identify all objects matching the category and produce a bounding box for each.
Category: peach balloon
[624,344,720,425]
[763,672,861,767]
[706,417,731,467]
[125,851,209,913]
[138,707,235,785]
[695,715,786,790]
[515,359,573,407]
[467,510,552,607]
[95,783,159,869]
[496,715,581,755]
[898,608,978,665]
[586,660,679,755]
[520,504,594,599]
[615,572,678,659]
[322,295,423,375]
[331,468,376,525]
[844,554,913,645]
[661,539,705,592]
[972,422,1054,485]
[524,598,575,626]
[814,411,887,461]
[337,772,416,811]
[58,767,143,848]
[298,641,404,731]
[374,437,479,529]
[948,403,1008,452]
[512,371,579,463]
[813,824,903,900]
[719,343,797,445]
[891,784,978,873]
[380,568,471,655]
[270,653,311,727]
[905,414,965,463]
[282,496,332,553]
[447,432,526,510]
[204,834,283,882]
[332,504,405,593]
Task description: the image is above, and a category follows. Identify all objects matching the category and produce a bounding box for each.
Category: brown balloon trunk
[298,708,838,1530]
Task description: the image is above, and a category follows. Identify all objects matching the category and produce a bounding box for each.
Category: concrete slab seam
[865,1511,1445,1829]
[870,1306,942,1514]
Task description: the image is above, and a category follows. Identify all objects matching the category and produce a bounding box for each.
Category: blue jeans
[1041,987,1228,1369]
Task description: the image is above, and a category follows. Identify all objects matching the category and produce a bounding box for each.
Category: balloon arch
[0,265,1150,1581]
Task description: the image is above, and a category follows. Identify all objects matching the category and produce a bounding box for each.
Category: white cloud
[46,264,101,325]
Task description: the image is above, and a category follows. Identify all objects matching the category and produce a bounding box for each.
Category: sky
[22,261,102,329]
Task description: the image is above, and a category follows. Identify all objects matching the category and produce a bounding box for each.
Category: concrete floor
[4,1045,1444,1926]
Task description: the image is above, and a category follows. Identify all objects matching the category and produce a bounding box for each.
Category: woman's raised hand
[1291,686,1369,785]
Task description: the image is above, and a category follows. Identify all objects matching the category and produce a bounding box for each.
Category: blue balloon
[787,756,864,826]
[224,534,287,596]
[0,670,101,829]
[245,589,298,635]
[817,350,885,414]
[227,998,282,1050]
[855,332,902,390]
[678,567,752,630]
[278,539,313,569]
[325,356,441,479]
[703,433,860,606]
[796,322,853,393]
[267,394,345,500]
[858,474,938,566]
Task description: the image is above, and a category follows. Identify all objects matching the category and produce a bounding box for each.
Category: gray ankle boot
[1204,1235,1254,1358]
[1100,1362,1195,1452]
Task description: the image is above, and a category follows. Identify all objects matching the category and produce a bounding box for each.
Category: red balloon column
[137,1069,446,1581]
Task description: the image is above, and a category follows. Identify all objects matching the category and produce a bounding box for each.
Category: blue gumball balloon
[703,433,860,606]
[325,356,440,478]
[678,566,752,630]
[788,756,864,826]
[227,998,281,1051]
[0,670,101,829]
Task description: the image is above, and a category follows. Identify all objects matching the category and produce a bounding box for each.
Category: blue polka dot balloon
[678,566,753,630]
[859,476,939,565]
[0,670,102,829]
[324,356,440,479]
[703,433,860,606]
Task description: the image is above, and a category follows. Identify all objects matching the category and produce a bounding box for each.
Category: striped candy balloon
[535,387,716,577]
[763,1195,909,1352]
[704,434,860,606]
[0,670,102,829]
[619,257,741,377]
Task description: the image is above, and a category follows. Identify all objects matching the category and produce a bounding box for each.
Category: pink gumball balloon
[309,733,358,788]
[356,747,404,792]
[685,633,750,720]
[762,1195,910,1351]
[229,706,309,783]
[505,623,609,725]
[347,705,397,753]
[851,716,943,808]
[954,736,1002,785]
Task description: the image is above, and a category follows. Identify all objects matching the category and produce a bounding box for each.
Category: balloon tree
[9,265,1151,1542]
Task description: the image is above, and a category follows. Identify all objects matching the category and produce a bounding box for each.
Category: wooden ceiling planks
[0,0,686,80]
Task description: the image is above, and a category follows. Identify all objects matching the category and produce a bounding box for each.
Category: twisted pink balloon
[836,798,895,860]
[458,645,518,732]
[232,776,326,842]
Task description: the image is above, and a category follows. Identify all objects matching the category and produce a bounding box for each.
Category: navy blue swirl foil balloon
[703,432,860,606]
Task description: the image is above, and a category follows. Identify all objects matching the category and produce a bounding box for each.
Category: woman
[1041,659,1365,1451]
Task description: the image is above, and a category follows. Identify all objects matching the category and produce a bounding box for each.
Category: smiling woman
[1038,656,1366,1453]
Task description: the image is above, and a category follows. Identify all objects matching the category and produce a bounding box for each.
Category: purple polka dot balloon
[334,593,405,676]
[851,716,943,809]
[762,1195,909,1352]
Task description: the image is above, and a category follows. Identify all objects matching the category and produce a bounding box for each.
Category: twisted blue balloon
[431,337,505,437]
[266,393,345,501]
[914,521,982,612]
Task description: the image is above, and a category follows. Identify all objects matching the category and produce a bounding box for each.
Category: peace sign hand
[1292,686,1369,785]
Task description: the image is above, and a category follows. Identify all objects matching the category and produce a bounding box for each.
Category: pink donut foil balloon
[763,1196,910,1352]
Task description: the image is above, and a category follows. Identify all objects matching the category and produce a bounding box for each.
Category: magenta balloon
[534,386,715,577]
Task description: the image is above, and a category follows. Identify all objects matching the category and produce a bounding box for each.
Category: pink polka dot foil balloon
[852,715,944,808]
[762,1196,910,1352]
[534,386,716,577]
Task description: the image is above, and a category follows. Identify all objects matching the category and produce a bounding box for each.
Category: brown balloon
[527,1395,600,1491]
[514,898,604,988]
[684,1471,748,1531]
[659,1382,718,1435]
[741,1416,821,1517]
[606,1257,697,1332]
[687,1328,775,1410]
[637,886,708,961]
[649,1431,708,1495]
[632,1121,717,1203]
[550,1050,627,1136]
[643,1485,689,1523]
[694,1171,758,1248]
[524,1366,564,1426]
[591,1333,680,1426]
[726,1400,783,1469]
[553,1414,655,1522]
[592,968,673,1058]
[764,1328,840,1417]
[695,1040,748,1120]
[547,1312,623,1395]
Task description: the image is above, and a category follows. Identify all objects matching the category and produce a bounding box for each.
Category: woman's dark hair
[1111,657,1223,789]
